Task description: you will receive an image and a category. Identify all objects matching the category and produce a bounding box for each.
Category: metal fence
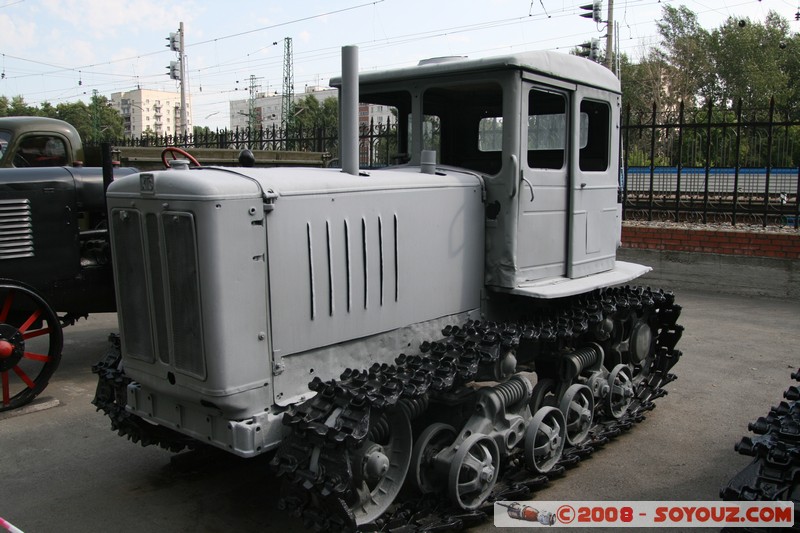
[622,98,800,228]
[90,118,399,169]
[91,101,800,228]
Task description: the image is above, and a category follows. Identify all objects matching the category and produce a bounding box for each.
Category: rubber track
[270,286,684,532]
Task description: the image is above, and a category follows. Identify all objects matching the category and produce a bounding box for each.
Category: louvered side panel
[0,199,34,260]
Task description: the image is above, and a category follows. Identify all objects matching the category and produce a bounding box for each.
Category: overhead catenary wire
[0,0,784,110]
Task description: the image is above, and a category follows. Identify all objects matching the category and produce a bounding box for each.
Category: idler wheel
[347,408,413,525]
[409,422,457,494]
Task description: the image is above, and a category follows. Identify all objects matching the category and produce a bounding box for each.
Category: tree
[0,95,39,117]
[0,92,123,141]
[655,5,715,108]
[290,94,338,134]
[711,11,798,112]
[620,51,670,118]
[285,93,338,152]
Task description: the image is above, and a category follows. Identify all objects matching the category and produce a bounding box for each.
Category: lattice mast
[247,74,262,134]
[281,37,294,133]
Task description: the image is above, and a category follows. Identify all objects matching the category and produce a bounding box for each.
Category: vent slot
[0,199,34,260]
[344,219,352,312]
[394,214,399,302]
[307,222,316,319]
[326,220,334,316]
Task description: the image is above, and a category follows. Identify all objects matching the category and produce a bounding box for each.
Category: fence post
[733,99,743,226]
[368,118,375,167]
[622,104,630,214]
[648,102,657,221]
[763,96,775,227]
[795,160,800,229]
[385,117,392,166]
[675,100,685,223]
[703,99,713,224]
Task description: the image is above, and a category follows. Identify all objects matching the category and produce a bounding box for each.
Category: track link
[721,368,800,530]
[91,334,194,453]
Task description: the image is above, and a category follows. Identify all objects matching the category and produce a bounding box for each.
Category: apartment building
[110,89,192,138]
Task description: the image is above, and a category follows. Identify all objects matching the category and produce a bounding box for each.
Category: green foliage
[625,6,800,118]
[289,93,338,134]
[0,95,39,116]
[0,93,123,141]
[193,125,214,138]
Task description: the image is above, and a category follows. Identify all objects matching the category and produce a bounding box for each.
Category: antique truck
[92,47,683,530]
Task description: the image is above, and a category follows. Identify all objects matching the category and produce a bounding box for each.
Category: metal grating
[0,198,34,260]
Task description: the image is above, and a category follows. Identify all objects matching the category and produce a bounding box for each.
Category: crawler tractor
[93,47,683,530]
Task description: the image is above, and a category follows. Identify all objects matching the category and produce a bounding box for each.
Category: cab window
[15,135,68,167]
[423,82,503,175]
[0,130,10,162]
[579,100,610,171]
[527,89,567,170]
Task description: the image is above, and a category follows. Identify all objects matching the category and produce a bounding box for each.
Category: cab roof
[0,116,82,144]
[331,50,620,94]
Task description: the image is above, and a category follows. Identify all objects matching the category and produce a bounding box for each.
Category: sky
[0,0,796,130]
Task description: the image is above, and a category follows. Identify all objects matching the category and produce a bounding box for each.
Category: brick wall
[621,224,800,260]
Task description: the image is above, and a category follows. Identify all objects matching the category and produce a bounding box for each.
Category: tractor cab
[349,51,647,298]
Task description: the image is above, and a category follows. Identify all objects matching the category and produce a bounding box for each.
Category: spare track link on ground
[721,368,800,531]
[271,286,684,532]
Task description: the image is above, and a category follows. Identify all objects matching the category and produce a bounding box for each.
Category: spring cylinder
[561,345,603,382]
[398,396,429,421]
[492,375,532,408]
[368,414,390,442]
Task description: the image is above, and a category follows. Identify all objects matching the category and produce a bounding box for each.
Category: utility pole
[605,0,614,70]
[166,23,188,138]
[179,21,187,138]
[91,89,100,141]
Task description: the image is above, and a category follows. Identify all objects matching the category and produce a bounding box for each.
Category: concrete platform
[0,290,797,532]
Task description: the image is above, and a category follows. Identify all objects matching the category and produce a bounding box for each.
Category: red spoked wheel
[0,280,63,411]
[160,147,201,168]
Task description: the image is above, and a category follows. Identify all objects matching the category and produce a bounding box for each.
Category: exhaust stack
[341,45,359,176]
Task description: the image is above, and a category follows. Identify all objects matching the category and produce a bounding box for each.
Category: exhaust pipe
[341,45,359,176]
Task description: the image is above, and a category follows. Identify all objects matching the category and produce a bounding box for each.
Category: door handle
[509,154,518,198]
[521,176,534,202]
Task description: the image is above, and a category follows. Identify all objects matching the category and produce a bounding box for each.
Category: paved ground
[0,290,797,533]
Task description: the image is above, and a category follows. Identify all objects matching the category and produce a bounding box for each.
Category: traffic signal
[166,32,180,52]
[579,1,603,23]
[167,61,181,80]
[577,38,601,62]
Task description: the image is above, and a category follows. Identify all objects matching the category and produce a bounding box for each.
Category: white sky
[0,0,795,130]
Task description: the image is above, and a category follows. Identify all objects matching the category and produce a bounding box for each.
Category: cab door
[568,89,619,278]
[515,83,574,282]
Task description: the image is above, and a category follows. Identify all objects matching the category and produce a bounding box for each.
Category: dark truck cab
[0,116,85,168]
[0,117,136,410]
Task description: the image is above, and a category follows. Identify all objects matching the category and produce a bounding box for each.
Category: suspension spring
[368,414,390,443]
[399,396,429,421]
[493,375,531,408]
[561,345,602,382]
